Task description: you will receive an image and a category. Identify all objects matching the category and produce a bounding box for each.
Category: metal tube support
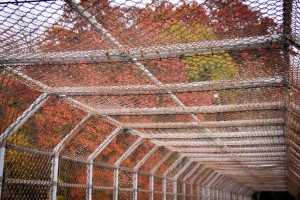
[163,177,167,200]
[53,114,92,154]
[85,127,122,200]
[0,93,49,144]
[49,77,283,96]
[163,156,184,177]
[50,154,59,200]
[173,180,177,200]
[182,182,186,200]
[150,175,154,200]
[1,35,282,65]
[190,167,207,184]
[114,137,144,167]
[133,172,138,200]
[0,144,6,199]
[88,127,122,162]
[87,162,93,200]
[51,114,92,200]
[150,151,173,174]
[77,102,284,116]
[172,161,193,200]
[133,145,159,200]
[134,145,159,171]
[113,168,119,200]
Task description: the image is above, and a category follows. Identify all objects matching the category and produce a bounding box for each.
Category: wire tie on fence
[155,51,162,61]
[140,50,144,59]
[105,52,111,61]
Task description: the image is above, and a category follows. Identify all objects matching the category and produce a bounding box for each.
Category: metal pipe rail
[0,35,283,64]
[47,76,283,95]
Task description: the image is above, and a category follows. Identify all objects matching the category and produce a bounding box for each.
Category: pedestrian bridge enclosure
[0,0,300,199]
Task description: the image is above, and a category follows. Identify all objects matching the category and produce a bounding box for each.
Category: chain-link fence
[0,0,299,199]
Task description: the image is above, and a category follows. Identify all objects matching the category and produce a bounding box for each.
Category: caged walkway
[0,0,300,199]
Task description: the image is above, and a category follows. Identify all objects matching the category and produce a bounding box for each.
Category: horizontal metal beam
[172,146,287,153]
[149,130,284,139]
[87,102,284,116]
[156,137,285,146]
[0,35,282,64]
[123,118,285,129]
[182,152,286,158]
[0,0,56,4]
[191,157,287,162]
[197,161,286,166]
[47,77,283,95]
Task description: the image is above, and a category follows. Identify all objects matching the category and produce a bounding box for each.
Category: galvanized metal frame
[0,35,282,65]
[50,114,93,200]
[132,145,159,200]
[0,93,50,144]
[60,102,284,116]
[0,93,49,199]
[47,76,283,95]
[85,127,123,200]
[0,1,291,198]
[172,161,193,200]
[1,48,263,200]
[64,4,255,197]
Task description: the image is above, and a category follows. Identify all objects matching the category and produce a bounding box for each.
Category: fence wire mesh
[0,0,299,199]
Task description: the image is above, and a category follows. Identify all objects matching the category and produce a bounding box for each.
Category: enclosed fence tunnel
[0,0,300,199]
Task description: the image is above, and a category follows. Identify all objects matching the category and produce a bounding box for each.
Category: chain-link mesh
[0,0,299,199]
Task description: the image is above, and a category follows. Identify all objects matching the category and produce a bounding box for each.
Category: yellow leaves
[7,131,30,146]
[166,22,214,43]
[183,52,239,82]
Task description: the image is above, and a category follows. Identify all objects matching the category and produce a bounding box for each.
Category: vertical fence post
[133,172,138,200]
[0,143,6,199]
[173,180,177,200]
[87,162,93,200]
[113,168,119,200]
[150,175,154,200]
[162,177,167,200]
[162,156,184,200]
[173,161,192,200]
[133,145,158,200]
[50,154,59,200]
[51,114,92,200]
[86,127,122,200]
[113,137,144,200]
[182,182,186,200]
[150,151,173,200]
